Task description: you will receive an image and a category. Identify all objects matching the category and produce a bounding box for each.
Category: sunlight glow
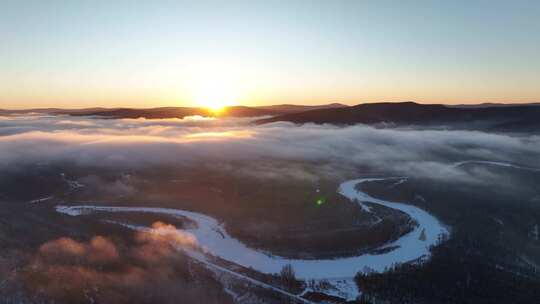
[193,79,239,113]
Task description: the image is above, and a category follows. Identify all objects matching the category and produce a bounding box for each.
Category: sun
[193,79,238,113]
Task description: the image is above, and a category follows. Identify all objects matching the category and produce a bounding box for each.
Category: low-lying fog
[1,113,539,187]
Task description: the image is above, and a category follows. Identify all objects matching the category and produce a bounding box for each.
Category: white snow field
[56,177,449,300]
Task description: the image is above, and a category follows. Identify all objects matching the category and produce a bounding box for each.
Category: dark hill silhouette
[256,103,347,113]
[1,103,347,119]
[61,104,347,119]
[43,103,347,119]
[256,101,540,131]
[3,102,539,131]
[62,106,278,119]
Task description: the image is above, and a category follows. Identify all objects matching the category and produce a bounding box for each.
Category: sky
[1,0,540,109]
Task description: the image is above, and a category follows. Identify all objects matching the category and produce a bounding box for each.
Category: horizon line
[2,100,540,111]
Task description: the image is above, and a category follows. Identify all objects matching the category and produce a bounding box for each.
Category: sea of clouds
[1,113,539,186]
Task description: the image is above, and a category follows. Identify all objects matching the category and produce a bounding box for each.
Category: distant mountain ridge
[2,102,539,131]
[1,103,347,119]
[256,103,348,113]
[0,108,120,115]
[0,106,277,118]
[450,102,540,108]
[256,101,540,132]
[64,106,278,119]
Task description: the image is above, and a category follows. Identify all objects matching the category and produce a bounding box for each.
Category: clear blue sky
[1,0,539,108]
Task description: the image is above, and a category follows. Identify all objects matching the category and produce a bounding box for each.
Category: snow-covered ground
[56,178,448,278]
[56,177,449,301]
[300,278,360,301]
[100,221,317,304]
[29,196,54,204]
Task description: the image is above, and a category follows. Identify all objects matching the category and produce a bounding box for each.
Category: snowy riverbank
[56,177,450,300]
